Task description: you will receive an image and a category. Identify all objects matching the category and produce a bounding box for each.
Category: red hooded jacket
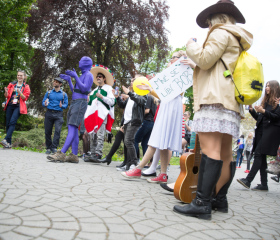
[4,82,31,114]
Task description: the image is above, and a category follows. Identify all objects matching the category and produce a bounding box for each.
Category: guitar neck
[194,135,201,165]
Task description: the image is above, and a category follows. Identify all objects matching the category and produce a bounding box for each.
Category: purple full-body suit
[60,57,93,155]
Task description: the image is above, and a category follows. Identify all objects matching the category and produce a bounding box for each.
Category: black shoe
[160,183,174,193]
[237,178,251,189]
[90,154,102,163]
[174,199,212,220]
[51,148,57,153]
[251,184,268,191]
[84,153,93,162]
[141,171,157,177]
[97,156,112,165]
[116,161,127,168]
[45,149,52,154]
[271,176,280,183]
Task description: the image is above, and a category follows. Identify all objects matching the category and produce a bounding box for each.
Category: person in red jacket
[1,70,31,148]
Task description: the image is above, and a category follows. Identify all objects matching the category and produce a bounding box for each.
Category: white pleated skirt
[148,95,183,152]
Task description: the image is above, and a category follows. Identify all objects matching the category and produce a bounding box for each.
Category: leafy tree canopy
[0,0,35,128]
[27,0,170,119]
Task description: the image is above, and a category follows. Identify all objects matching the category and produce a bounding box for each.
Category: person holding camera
[42,77,68,154]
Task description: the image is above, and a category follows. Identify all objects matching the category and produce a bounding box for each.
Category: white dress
[148,95,183,152]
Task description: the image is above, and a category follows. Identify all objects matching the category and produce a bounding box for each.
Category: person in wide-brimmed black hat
[173,0,253,220]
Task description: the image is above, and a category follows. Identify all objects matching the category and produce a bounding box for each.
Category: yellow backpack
[222,46,264,105]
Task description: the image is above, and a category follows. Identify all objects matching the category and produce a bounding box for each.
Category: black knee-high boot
[212,161,236,213]
[173,155,223,220]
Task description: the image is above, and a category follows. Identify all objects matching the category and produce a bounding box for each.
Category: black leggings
[107,130,127,160]
[245,150,253,170]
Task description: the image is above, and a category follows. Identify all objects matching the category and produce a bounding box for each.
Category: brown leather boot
[65,153,79,164]
[47,150,66,162]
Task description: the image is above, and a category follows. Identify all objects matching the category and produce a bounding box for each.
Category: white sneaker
[129,164,136,170]
[116,166,126,171]
[167,164,170,172]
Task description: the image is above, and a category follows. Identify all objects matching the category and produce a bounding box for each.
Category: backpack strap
[62,91,65,104]
[220,58,245,103]
[47,90,65,104]
[47,90,51,99]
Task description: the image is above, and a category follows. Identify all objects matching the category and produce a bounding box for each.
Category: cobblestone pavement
[0,149,279,240]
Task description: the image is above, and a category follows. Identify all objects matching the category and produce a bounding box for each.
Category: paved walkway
[0,149,279,240]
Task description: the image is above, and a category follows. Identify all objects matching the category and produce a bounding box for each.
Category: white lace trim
[192,104,241,139]
[193,104,240,125]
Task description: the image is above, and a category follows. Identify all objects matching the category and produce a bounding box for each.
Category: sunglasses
[96,75,104,79]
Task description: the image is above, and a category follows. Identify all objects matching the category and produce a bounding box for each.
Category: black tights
[107,130,127,160]
[82,132,90,154]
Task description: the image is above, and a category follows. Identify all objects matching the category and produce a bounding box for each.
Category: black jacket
[250,103,280,156]
[116,92,147,126]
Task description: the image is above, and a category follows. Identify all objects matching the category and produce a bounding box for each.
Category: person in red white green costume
[83,65,115,162]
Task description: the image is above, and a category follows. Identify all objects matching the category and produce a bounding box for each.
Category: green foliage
[0,0,36,127]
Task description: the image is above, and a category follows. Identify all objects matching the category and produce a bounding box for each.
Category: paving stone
[0,150,279,240]
[23,221,51,228]
[52,221,80,230]
[14,226,47,237]
[80,223,107,233]
[0,225,16,233]
[0,231,32,240]
[185,231,215,240]
[42,229,76,240]
[144,231,175,240]
[234,230,262,239]
[131,223,155,235]
[108,233,137,240]
[77,232,107,240]
[203,229,234,239]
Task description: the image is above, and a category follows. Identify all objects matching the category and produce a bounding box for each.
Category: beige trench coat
[186,23,253,115]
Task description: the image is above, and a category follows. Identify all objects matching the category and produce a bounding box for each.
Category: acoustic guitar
[174,135,201,203]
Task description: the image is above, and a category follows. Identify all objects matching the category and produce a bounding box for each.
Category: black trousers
[246,130,267,186]
[124,123,140,165]
[44,110,64,149]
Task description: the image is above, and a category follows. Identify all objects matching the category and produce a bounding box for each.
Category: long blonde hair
[206,13,236,27]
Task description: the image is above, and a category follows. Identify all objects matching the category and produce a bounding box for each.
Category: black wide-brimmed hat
[196,0,245,28]
[54,77,64,84]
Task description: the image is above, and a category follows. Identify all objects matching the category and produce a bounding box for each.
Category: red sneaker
[121,168,141,179]
[244,170,250,173]
[147,173,168,183]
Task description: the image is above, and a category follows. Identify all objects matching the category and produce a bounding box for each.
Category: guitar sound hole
[192,166,199,174]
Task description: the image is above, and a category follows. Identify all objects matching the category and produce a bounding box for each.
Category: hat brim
[54,77,64,84]
[90,67,114,87]
[196,2,245,28]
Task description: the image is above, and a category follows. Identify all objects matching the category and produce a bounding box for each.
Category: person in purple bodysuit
[47,56,93,163]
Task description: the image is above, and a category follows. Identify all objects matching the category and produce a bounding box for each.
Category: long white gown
[148,95,183,152]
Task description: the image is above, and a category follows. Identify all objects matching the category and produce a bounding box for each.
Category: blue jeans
[236,148,244,167]
[5,104,21,144]
[134,120,154,158]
